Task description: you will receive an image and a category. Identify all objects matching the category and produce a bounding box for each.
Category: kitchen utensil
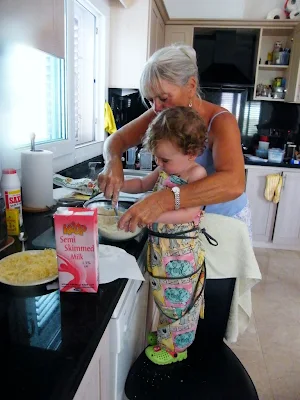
[113,201,119,218]
[83,199,144,241]
[272,86,285,99]
[284,142,297,159]
[18,231,28,252]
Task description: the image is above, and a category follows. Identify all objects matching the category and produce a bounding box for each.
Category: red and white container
[0,169,23,226]
[54,207,99,293]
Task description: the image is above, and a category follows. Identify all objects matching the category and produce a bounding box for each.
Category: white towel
[201,213,262,343]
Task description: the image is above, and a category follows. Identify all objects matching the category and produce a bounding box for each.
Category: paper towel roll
[289,8,300,18]
[21,149,55,209]
[267,8,287,19]
[286,0,299,12]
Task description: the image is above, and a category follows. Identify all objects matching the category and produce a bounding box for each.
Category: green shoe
[145,345,187,365]
[147,332,158,345]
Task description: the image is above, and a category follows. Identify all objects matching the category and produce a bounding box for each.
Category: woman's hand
[98,158,124,204]
[118,190,173,232]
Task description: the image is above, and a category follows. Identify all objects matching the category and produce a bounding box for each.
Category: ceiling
[162,0,286,20]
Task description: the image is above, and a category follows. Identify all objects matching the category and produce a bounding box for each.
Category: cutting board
[32,228,56,250]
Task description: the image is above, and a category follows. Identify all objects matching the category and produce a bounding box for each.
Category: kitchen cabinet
[254,27,294,103]
[0,0,64,58]
[246,167,278,243]
[246,166,300,250]
[165,25,194,47]
[285,24,300,103]
[148,0,165,57]
[73,324,111,400]
[109,0,165,88]
[272,171,300,247]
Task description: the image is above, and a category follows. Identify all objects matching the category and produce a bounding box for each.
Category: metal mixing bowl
[83,199,143,241]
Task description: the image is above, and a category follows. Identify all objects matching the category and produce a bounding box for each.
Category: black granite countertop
[0,210,147,400]
[244,158,300,169]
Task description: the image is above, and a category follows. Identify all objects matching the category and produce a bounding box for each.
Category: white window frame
[1,0,109,175]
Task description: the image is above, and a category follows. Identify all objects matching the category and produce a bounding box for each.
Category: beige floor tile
[234,249,300,400]
[269,372,300,400]
[232,348,273,400]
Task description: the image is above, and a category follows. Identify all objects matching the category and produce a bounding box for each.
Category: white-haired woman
[98,44,251,235]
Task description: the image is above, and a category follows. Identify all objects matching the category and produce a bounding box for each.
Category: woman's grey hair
[140,44,201,105]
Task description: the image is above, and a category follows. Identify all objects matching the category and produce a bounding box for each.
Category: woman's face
[147,80,193,113]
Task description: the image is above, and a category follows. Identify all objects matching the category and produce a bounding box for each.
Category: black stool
[125,278,259,400]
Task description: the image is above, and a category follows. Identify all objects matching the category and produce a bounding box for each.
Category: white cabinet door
[73,325,111,400]
[148,0,165,58]
[165,25,194,47]
[246,168,279,243]
[273,171,300,247]
[0,0,64,58]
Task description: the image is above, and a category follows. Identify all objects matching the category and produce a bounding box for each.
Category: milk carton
[54,207,99,293]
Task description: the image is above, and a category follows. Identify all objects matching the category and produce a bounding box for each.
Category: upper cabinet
[254,27,294,103]
[109,0,165,88]
[285,24,300,103]
[0,0,64,59]
[148,1,165,57]
[165,25,194,47]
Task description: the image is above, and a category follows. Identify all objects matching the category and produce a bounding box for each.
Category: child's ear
[187,152,197,161]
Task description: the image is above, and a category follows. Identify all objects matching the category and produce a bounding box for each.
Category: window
[73,0,98,145]
[0,0,108,172]
[4,45,65,147]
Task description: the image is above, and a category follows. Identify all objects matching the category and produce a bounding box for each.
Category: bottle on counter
[0,192,8,248]
[0,169,23,227]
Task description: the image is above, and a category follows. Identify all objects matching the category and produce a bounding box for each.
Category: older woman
[98,44,250,235]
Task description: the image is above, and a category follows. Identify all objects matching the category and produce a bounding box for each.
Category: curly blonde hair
[143,107,207,156]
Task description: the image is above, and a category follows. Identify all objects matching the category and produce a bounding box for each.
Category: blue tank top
[196,111,247,217]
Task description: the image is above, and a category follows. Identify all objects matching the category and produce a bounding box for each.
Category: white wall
[164,0,287,19]
[109,0,150,88]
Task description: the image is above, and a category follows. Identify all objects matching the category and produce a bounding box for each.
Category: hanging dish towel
[200,213,262,343]
[264,173,283,203]
[104,101,117,135]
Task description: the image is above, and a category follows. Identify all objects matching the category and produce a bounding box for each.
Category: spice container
[0,169,23,226]
[0,193,7,248]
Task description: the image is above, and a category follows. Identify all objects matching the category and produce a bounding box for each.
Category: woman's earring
[188,99,193,107]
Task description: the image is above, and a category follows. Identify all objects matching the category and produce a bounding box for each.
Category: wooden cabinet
[148,0,165,57]
[285,24,300,103]
[0,0,64,58]
[246,167,278,243]
[165,25,194,47]
[246,166,300,249]
[109,0,165,88]
[73,324,111,400]
[273,171,300,247]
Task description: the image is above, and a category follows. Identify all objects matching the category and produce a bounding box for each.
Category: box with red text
[54,207,99,293]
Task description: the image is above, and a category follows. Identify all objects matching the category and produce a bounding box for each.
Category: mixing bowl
[83,199,143,241]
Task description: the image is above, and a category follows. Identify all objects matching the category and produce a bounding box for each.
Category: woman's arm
[98,109,156,202]
[103,109,156,162]
[122,167,160,194]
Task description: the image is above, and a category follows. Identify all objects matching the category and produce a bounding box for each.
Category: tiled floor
[229,248,300,400]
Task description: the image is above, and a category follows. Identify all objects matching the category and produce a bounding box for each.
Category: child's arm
[121,167,161,194]
[155,165,207,224]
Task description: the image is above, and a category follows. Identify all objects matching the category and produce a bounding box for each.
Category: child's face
[154,140,196,175]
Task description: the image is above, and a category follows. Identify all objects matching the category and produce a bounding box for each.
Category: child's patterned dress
[148,171,206,354]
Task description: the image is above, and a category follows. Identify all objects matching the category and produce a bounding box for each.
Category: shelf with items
[254,27,293,102]
[258,64,289,70]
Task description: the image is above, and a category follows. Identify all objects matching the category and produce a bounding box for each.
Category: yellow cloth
[104,101,117,134]
[264,174,283,204]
